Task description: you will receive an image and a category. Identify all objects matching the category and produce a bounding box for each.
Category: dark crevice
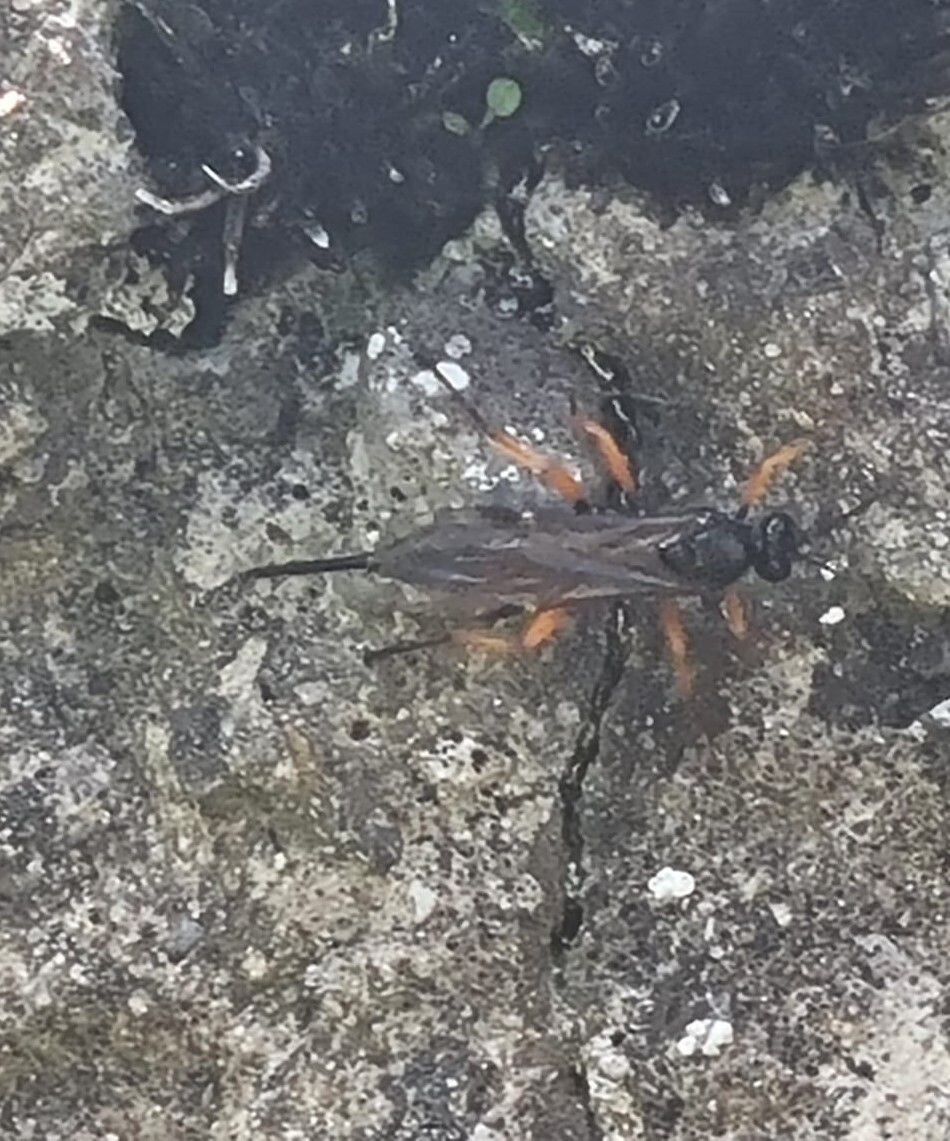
[116,1,950,339]
[552,602,632,960]
[854,175,887,253]
[570,1059,605,1141]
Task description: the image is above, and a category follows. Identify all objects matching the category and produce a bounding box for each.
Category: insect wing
[376,508,698,606]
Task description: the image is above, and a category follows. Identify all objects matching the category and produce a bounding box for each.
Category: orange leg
[741,439,809,510]
[722,586,749,641]
[659,599,695,697]
[434,366,588,506]
[572,416,638,497]
[520,606,573,650]
[489,432,587,506]
[452,606,573,654]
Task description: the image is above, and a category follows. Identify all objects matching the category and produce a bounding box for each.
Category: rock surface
[1,8,948,1141]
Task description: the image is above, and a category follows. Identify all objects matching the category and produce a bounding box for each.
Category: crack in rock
[570,1057,606,1141]
[552,603,633,959]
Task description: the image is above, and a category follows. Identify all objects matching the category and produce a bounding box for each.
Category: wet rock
[522,120,950,1137]
[1,7,949,1140]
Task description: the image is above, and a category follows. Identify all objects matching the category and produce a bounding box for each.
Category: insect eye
[754,513,797,582]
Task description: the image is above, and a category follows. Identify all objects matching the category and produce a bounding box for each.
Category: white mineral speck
[763,342,782,359]
[436,360,470,390]
[770,901,793,927]
[304,221,330,248]
[677,1019,734,1058]
[443,333,472,359]
[366,332,386,359]
[0,89,26,118]
[127,991,150,1017]
[928,697,950,727]
[819,605,846,626]
[597,1051,631,1081]
[338,350,360,389]
[409,882,438,923]
[410,369,442,397]
[648,866,696,902]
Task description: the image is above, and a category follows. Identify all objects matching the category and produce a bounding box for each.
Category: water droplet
[638,36,664,68]
[813,123,841,155]
[594,55,617,86]
[646,97,680,135]
[708,181,731,207]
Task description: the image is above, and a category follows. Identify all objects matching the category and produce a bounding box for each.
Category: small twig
[368,0,399,49]
[135,184,224,216]
[136,144,272,216]
[200,144,272,196]
[221,197,247,296]
[135,144,272,297]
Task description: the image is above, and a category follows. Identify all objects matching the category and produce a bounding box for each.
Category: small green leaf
[442,111,472,137]
[496,0,547,43]
[485,77,522,119]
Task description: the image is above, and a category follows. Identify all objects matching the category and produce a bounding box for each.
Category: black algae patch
[119,0,950,325]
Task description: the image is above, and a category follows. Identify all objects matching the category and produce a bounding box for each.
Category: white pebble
[435,360,471,390]
[818,605,846,626]
[443,333,472,359]
[648,866,695,902]
[304,221,330,248]
[0,89,26,118]
[366,332,386,360]
[928,697,950,727]
[763,342,782,359]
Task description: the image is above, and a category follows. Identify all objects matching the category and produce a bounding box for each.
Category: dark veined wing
[375,506,704,606]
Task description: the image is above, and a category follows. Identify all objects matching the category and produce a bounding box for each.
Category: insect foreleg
[434,366,589,507]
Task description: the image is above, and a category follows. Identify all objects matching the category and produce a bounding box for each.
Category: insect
[244,369,808,694]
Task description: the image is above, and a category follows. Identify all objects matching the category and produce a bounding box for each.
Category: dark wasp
[244,368,807,694]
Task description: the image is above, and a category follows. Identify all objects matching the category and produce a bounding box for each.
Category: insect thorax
[658,511,755,589]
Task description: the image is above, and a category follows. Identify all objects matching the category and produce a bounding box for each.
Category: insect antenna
[363,633,452,664]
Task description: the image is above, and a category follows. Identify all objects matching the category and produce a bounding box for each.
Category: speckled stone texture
[1,7,949,1141]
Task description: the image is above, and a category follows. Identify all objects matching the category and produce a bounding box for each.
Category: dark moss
[118,1,950,332]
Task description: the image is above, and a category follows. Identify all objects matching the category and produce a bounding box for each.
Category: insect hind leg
[363,604,526,664]
[454,605,573,654]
